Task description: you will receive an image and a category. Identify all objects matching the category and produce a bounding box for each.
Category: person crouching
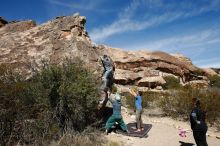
[105,92,129,135]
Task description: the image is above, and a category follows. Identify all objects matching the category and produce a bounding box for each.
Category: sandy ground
[105,108,220,146]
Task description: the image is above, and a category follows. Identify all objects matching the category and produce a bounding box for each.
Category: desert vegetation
[125,76,220,131]
[208,74,220,88]
[159,87,220,126]
[1,58,220,145]
[163,76,182,90]
[0,60,106,145]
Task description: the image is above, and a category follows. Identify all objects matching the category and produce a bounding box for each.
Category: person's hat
[115,93,121,101]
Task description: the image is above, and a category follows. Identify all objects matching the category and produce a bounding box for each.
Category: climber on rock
[98,54,115,109]
[100,54,115,94]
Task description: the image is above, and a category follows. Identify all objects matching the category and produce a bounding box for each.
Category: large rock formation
[202,68,218,76]
[0,14,213,90]
[97,45,208,89]
[0,14,101,79]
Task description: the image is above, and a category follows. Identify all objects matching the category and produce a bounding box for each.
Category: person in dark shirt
[105,92,128,135]
[190,98,208,146]
[129,89,144,132]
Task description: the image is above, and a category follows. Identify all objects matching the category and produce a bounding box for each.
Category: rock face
[171,53,193,65]
[186,80,210,88]
[0,20,36,34]
[202,68,218,76]
[0,14,209,90]
[137,76,166,88]
[97,45,206,89]
[0,14,100,79]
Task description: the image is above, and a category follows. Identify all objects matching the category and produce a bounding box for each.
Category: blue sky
[1,0,220,68]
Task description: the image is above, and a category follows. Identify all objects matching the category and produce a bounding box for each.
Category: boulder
[185,80,209,88]
[114,68,160,85]
[99,46,198,81]
[202,68,218,76]
[0,15,99,78]
[171,53,193,65]
[114,69,140,85]
[137,76,166,88]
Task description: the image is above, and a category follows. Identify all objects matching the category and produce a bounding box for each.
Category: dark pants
[193,125,208,146]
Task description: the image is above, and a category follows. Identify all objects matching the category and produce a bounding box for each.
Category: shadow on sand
[179,141,195,146]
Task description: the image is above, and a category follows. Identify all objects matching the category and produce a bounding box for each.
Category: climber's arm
[129,88,137,97]
[191,110,201,124]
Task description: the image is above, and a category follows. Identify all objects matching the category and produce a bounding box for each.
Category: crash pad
[116,122,152,138]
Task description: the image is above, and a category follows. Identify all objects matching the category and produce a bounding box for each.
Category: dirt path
[105,108,220,146]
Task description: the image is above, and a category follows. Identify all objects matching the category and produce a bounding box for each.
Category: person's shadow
[179,141,195,146]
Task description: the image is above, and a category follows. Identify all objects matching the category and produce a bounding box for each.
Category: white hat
[115,93,121,101]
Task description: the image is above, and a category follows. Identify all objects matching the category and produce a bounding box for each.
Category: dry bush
[208,75,220,88]
[124,91,168,110]
[159,86,220,129]
[0,59,101,145]
[123,83,220,130]
[56,129,104,146]
[163,76,182,90]
[106,141,123,146]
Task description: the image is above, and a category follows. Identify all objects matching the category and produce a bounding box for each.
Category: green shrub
[0,59,100,145]
[159,89,192,119]
[193,69,205,76]
[124,91,167,110]
[208,75,220,88]
[159,87,220,129]
[202,88,220,128]
[123,92,134,109]
[163,76,182,90]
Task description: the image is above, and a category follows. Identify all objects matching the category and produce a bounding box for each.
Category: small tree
[208,75,220,88]
[163,76,182,90]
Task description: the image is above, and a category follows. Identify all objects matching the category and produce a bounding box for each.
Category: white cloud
[194,58,220,65]
[90,12,184,42]
[132,28,220,51]
[198,60,220,68]
[48,0,109,11]
[48,0,95,10]
[119,27,220,67]
[90,0,220,42]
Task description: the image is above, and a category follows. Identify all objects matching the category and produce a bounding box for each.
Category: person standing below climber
[129,89,144,132]
[105,91,129,135]
[190,98,208,146]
